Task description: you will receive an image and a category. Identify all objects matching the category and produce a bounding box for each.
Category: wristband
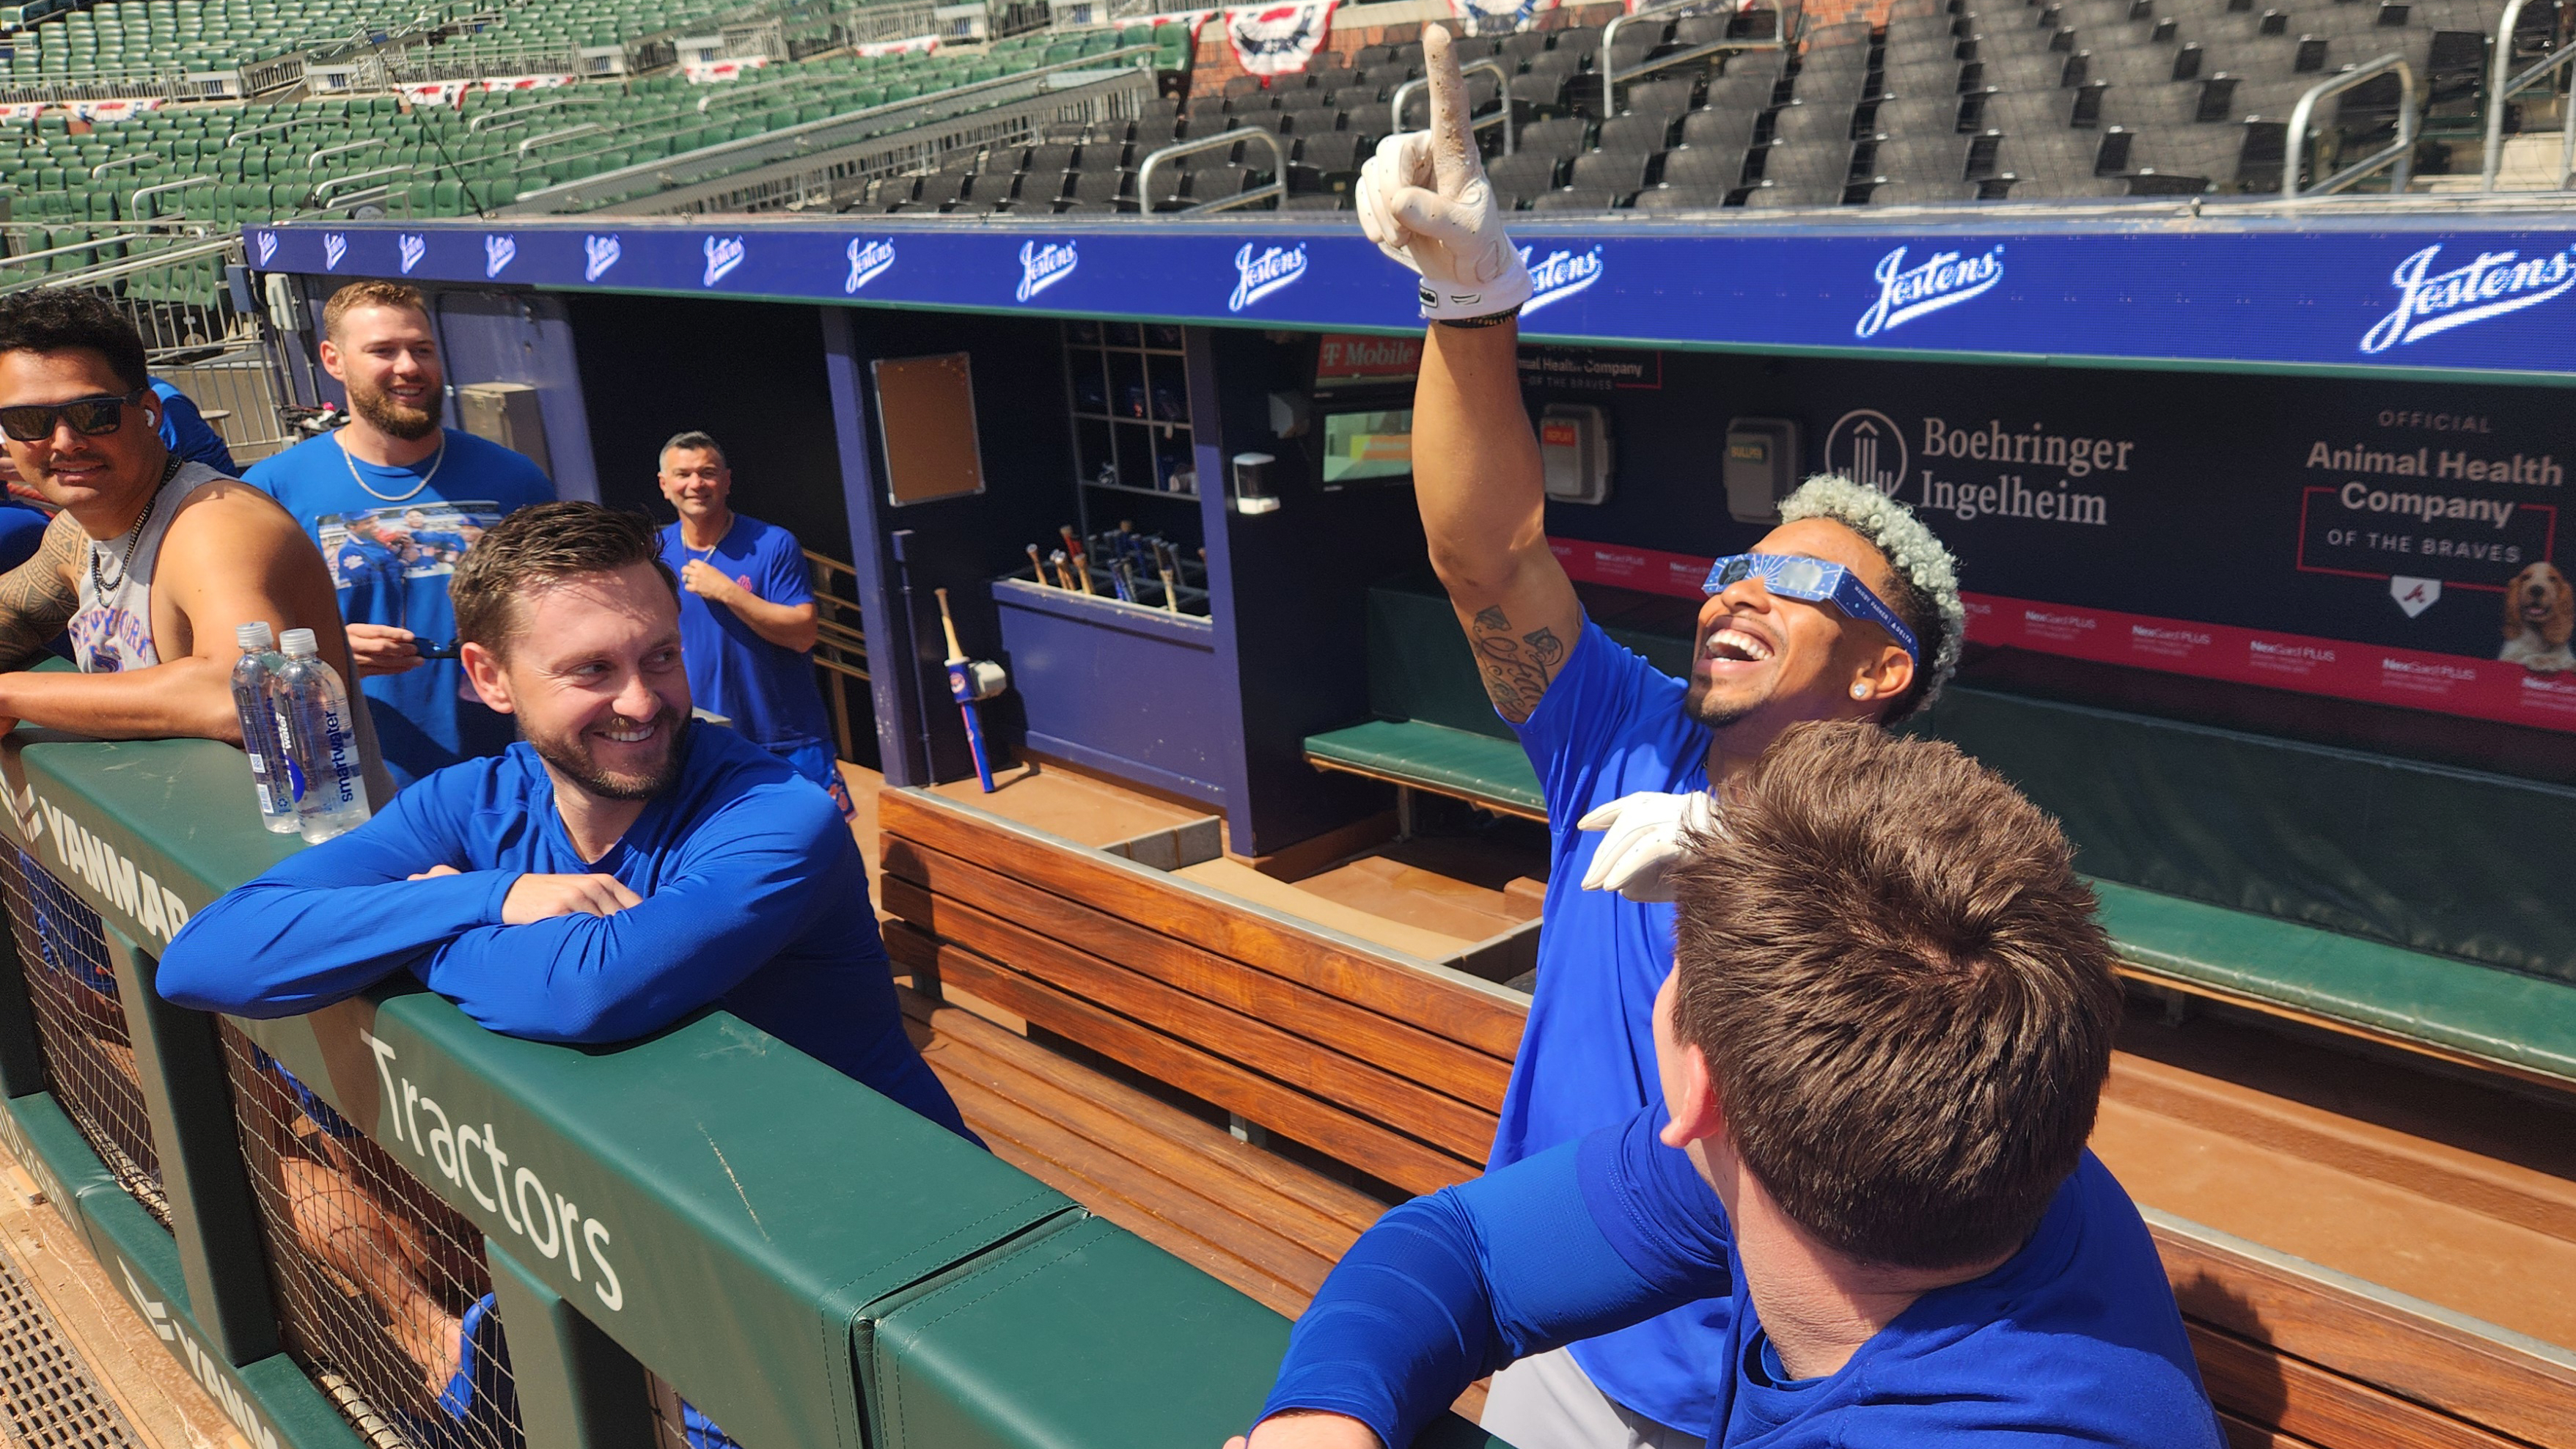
[1436,307,1521,329]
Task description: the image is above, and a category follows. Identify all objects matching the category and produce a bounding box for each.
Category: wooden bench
[878,782,2576,1449]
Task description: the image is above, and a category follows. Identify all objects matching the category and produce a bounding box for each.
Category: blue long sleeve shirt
[158,723,971,1142]
[1262,1108,2222,1449]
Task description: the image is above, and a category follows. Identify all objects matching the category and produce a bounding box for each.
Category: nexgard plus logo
[1854,244,2004,338]
[2360,243,2576,353]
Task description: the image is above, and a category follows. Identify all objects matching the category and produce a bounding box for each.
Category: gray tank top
[67,458,396,807]
[70,459,224,674]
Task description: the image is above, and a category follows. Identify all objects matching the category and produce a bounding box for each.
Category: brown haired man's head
[318,280,441,441]
[1656,720,2120,1274]
[452,502,688,801]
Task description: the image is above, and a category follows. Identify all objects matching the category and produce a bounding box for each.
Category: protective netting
[0,847,165,1226]
[217,1022,524,1449]
[647,1373,746,1449]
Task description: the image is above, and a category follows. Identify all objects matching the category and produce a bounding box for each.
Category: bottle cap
[235,621,274,650]
[279,628,320,657]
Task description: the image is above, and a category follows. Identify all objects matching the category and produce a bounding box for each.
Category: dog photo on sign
[2500,562,2575,672]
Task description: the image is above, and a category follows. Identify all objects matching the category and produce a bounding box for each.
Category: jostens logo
[322,232,348,270]
[1016,240,1079,302]
[483,233,517,278]
[2359,243,2576,354]
[845,236,896,293]
[1822,408,1909,496]
[254,230,279,266]
[583,233,621,282]
[1854,243,2005,339]
[1228,241,1307,312]
[397,233,427,274]
[1519,245,1604,315]
[702,235,747,287]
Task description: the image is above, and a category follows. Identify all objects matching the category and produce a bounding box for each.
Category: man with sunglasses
[243,280,554,785]
[1351,31,1966,1448]
[0,290,386,774]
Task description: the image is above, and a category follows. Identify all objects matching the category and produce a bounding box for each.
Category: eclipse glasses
[1701,552,1920,665]
[0,389,147,444]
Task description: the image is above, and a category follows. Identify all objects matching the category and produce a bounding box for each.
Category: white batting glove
[1354,23,1533,322]
[1576,790,1721,903]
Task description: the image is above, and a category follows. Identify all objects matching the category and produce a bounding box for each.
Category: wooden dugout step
[879,785,2576,1449]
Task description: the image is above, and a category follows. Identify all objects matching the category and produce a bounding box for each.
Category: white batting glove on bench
[1354,23,1532,322]
[1577,790,1721,903]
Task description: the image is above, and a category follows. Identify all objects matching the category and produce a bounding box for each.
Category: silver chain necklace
[337,428,447,503]
[89,455,182,597]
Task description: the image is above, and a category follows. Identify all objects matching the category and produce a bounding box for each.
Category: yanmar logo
[583,233,621,282]
[483,233,517,278]
[1016,241,1078,301]
[118,1261,282,1449]
[702,235,746,287]
[1855,243,2005,338]
[2360,243,2576,353]
[253,230,278,266]
[26,793,191,944]
[845,236,895,293]
[397,233,426,274]
[1228,241,1307,312]
[1520,244,1603,315]
[322,232,348,270]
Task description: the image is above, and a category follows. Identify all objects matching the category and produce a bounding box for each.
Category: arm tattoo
[0,514,83,670]
[1469,605,1566,724]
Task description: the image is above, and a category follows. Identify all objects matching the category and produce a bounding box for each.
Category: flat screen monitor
[1321,407,1414,487]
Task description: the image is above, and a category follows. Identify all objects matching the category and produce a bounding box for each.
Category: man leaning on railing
[154,502,977,1442]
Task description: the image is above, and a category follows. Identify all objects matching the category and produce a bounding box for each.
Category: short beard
[526,711,689,801]
[1681,677,1761,732]
[348,376,441,441]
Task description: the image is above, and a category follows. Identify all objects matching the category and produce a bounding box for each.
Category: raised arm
[1248,1113,1733,1449]
[1359,25,1581,724]
[0,483,359,741]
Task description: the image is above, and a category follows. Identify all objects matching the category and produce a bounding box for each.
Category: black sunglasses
[0,389,147,444]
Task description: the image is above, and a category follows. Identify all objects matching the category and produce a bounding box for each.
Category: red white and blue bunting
[1224,1,1337,76]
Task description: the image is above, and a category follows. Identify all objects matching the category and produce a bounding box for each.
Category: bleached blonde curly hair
[1778,475,1964,717]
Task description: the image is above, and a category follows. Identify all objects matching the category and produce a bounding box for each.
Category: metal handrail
[519,122,606,155]
[2481,0,2576,190]
[2282,52,2417,199]
[468,95,578,132]
[88,153,153,180]
[226,117,305,148]
[0,228,191,271]
[1391,57,1516,155]
[309,164,421,205]
[1134,126,1288,213]
[29,232,241,290]
[308,137,387,169]
[1601,0,1788,110]
[696,70,807,112]
[131,175,216,215]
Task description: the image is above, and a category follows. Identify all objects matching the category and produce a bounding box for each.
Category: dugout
[238,209,2576,1445]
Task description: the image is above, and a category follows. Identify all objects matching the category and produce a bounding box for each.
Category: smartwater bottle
[274,628,370,844]
[230,623,299,834]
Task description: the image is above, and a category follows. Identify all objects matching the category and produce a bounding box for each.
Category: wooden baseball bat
[1027,543,1049,586]
[1060,525,1093,595]
[933,587,997,792]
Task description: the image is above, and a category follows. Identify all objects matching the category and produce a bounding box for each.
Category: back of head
[1667,721,2120,1271]
[451,501,675,656]
[321,279,428,340]
[0,290,149,395]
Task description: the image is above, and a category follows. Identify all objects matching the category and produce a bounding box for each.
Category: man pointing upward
[1350,26,1965,1448]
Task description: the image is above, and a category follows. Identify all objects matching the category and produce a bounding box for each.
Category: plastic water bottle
[274,628,369,844]
[229,623,299,834]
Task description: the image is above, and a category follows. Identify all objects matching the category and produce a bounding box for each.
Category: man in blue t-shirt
[653,430,852,820]
[159,502,967,1442]
[244,280,554,785]
[150,375,238,474]
[1242,724,2223,1449]
[1354,33,1967,1445]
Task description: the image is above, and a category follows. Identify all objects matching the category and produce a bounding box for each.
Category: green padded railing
[0,727,1500,1449]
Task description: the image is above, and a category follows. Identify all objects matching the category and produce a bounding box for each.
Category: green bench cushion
[1304,718,1544,818]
